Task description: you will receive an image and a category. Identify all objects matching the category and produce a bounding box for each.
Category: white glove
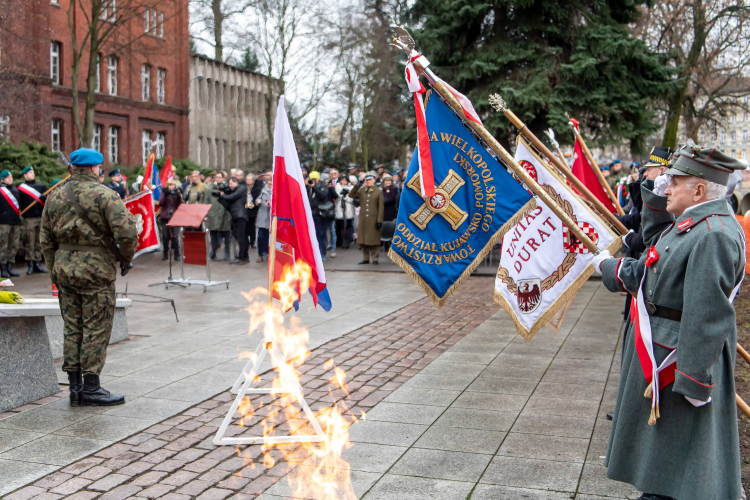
[653,174,671,196]
[685,396,712,407]
[621,230,634,249]
[591,250,612,273]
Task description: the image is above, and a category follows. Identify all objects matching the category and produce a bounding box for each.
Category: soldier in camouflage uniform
[0,169,22,278]
[41,148,138,406]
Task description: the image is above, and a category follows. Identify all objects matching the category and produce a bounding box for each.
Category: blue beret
[601,165,611,171]
[21,166,33,175]
[613,159,621,164]
[109,169,121,177]
[69,148,104,167]
[0,170,10,179]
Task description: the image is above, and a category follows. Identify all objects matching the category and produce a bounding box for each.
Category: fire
[234,262,357,499]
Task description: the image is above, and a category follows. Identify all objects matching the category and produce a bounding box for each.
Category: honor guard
[18,166,49,275]
[105,168,126,199]
[0,170,22,278]
[41,148,137,406]
[592,140,746,500]
[349,173,384,264]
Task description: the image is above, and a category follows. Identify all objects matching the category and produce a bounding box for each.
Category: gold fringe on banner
[389,197,538,309]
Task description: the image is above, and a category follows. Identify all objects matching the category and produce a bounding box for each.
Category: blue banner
[389,93,535,307]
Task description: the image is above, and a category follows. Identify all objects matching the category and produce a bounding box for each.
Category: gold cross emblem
[407,169,468,231]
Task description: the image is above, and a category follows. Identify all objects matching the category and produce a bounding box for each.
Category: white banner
[494,137,622,340]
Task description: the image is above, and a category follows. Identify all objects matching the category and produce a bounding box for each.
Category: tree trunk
[212,0,223,61]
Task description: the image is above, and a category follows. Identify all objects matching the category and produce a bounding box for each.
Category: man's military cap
[644,146,673,168]
[364,173,376,180]
[70,148,104,167]
[21,166,34,175]
[0,169,10,180]
[665,139,746,186]
[51,178,63,187]
[109,169,121,177]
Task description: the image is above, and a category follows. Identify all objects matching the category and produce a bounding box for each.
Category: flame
[235,261,357,499]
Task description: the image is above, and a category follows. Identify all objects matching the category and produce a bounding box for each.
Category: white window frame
[144,7,149,33]
[108,0,116,21]
[155,132,165,158]
[721,130,727,142]
[732,130,737,142]
[0,115,9,138]
[107,56,117,95]
[142,130,152,165]
[93,124,102,151]
[744,129,748,142]
[50,41,60,85]
[152,9,157,34]
[157,68,166,104]
[108,126,119,163]
[158,12,164,38]
[51,119,61,152]
[95,56,100,92]
[141,64,151,101]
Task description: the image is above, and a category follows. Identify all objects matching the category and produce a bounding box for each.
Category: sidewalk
[3,278,638,499]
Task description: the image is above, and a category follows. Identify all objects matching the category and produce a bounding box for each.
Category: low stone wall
[45,303,130,359]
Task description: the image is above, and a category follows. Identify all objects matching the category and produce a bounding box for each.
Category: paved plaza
[1,252,637,499]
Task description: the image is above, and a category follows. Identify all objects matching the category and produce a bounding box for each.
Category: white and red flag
[271,96,332,311]
[569,118,617,213]
[125,189,160,259]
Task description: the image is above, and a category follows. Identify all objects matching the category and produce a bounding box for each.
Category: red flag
[571,135,617,214]
[125,189,160,258]
[142,153,156,191]
[160,155,174,187]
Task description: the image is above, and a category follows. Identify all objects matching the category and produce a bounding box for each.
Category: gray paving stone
[0,434,108,466]
[479,365,547,380]
[362,474,474,500]
[465,377,538,396]
[532,382,607,401]
[383,387,460,407]
[497,433,589,463]
[401,374,476,391]
[303,443,406,474]
[262,467,380,499]
[98,376,172,397]
[511,413,596,439]
[541,368,610,385]
[522,396,601,419]
[450,392,528,413]
[432,408,517,432]
[470,484,574,500]
[389,448,491,482]
[435,352,498,365]
[0,428,44,454]
[102,398,194,420]
[364,402,444,426]
[577,463,641,499]
[0,408,93,433]
[53,415,146,441]
[0,459,59,496]
[418,362,485,378]
[347,420,428,447]
[481,455,582,492]
[413,426,505,455]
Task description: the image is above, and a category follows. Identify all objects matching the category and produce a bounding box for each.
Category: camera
[217,182,230,192]
[340,188,350,197]
[306,178,315,186]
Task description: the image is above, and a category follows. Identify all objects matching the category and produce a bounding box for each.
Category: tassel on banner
[648,405,658,426]
[405,56,435,198]
[644,381,653,399]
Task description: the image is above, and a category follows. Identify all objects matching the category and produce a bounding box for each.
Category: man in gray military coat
[592,140,746,500]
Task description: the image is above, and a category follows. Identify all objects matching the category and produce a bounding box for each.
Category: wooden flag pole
[488,96,628,235]
[267,215,278,306]
[738,343,750,365]
[569,122,625,216]
[392,36,599,254]
[19,174,71,216]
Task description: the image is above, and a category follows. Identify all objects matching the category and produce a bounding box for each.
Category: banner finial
[488,94,507,113]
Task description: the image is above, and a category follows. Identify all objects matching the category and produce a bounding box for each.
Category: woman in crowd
[255,179,273,263]
[382,174,399,222]
[335,176,356,249]
[159,178,182,261]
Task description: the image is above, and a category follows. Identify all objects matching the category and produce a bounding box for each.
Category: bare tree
[189,0,250,61]
[636,0,750,147]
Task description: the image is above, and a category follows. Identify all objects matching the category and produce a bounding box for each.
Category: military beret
[70,148,104,167]
[364,173,376,180]
[613,159,621,164]
[0,169,10,180]
[21,166,34,175]
[644,146,674,168]
[601,165,610,171]
[51,178,62,187]
[665,139,747,186]
[109,169,121,177]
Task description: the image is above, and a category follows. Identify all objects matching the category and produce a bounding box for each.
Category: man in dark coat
[219,176,249,263]
[381,174,399,222]
[246,172,264,249]
[305,171,338,261]
[105,169,126,199]
[207,171,231,260]
[18,165,49,274]
[0,170,21,278]
[159,178,182,261]
[349,173,383,264]
[592,141,746,500]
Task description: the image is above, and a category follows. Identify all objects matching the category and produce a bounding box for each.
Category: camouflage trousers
[0,224,20,263]
[23,217,42,261]
[58,282,116,376]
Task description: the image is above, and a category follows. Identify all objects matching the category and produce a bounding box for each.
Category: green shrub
[0,140,69,187]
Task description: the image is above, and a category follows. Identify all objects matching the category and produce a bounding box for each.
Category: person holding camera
[255,179,272,262]
[219,176,250,264]
[349,173,384,264]
[183,170,206,204]
[335,176,355,250]
[207,171,232,260]
[160,178,182,261]
[306,171,338,261]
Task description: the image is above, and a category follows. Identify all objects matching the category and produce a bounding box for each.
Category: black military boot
[637,494,676,500]
[26,261,34,275]
[33,261,48,273]
[0,263,9,279]
[80,374,125,406]
[67,371,83,406]
[6,262,19,277]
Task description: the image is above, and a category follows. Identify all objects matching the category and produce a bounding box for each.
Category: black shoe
[33,261,48,273]
[162,254,169,260]
[6,262,19,277]
[637,495,676,500]
[80,374,125,406]
[224,252,230,261]
[373,261,379,265]
[173,254,180,262]
[0,264,9,279]
[358,260,370,265]
[209,251,216,260]
[27,261,34,275]
[67,371,82,407]
[606,412,614,421]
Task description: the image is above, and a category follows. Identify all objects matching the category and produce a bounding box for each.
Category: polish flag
[160,155,174,188]
[271,96,332,311]
[570,121,617,213]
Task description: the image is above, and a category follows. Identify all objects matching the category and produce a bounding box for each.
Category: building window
[0,115,9,138]
[142,130,152,165]
[141,64,151,101]
[157,68,166,104]
[732,149,736,158]
[50,41,61,85]
[721,130,727,142]
[699,129,705,142]
[144,7,149,32]
[100,0,116,22]
[108,126,119,163]
[93,124,102,151]
[155,132,165,158]
[51,0,59,4]
[732,114,737,123]
[107,56,117,95]
[744,130,748,141]
[95,54,101,92]
[152,9,157,34]
[51,119,61,151]
[158,12,164,38]
[731,130,736,142]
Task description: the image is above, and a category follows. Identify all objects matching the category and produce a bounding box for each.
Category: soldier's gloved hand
[653,173,671,196]
[591,250,612,273]
[621,230,634,249]
[376,222,383,230]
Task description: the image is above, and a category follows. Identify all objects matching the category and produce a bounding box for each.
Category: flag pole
[267,215,278,307]
[488,96,628,235]
[568,121,625,216]
[392,34,600,254]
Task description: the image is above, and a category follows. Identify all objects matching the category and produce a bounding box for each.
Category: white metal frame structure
[213,339,326,446]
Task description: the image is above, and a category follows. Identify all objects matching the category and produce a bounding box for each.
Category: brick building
[0,0,190,167]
